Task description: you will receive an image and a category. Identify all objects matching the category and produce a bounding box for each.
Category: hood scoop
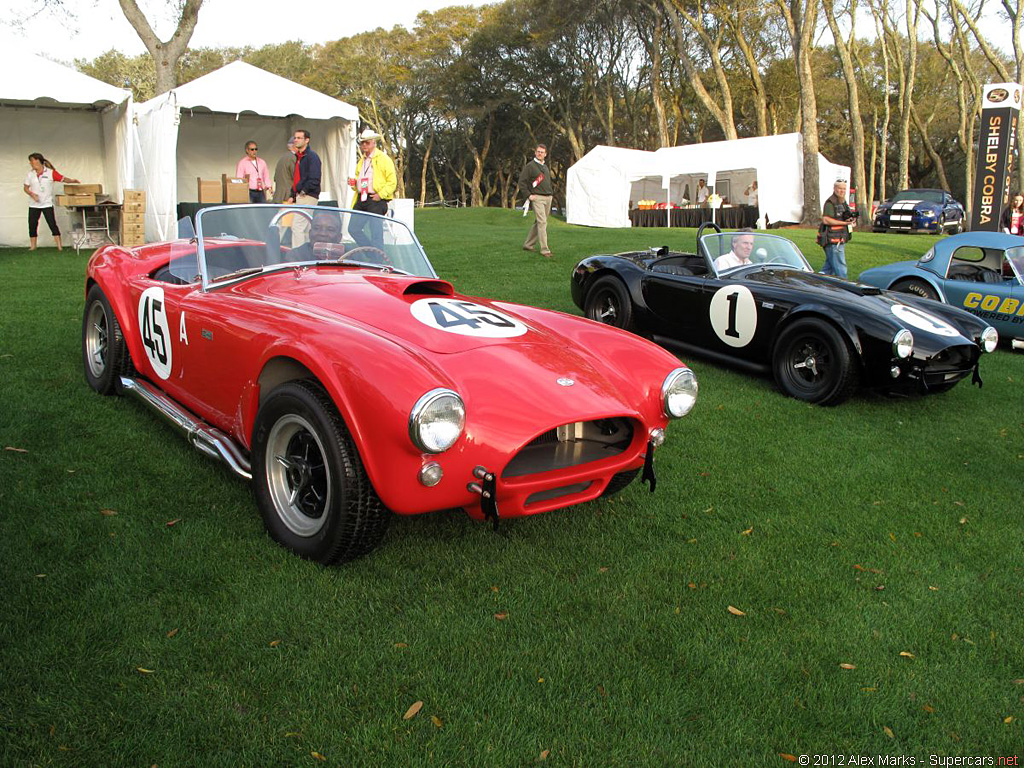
[404,279,455,297]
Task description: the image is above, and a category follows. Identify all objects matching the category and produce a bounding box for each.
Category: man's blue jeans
[821,242,847,279]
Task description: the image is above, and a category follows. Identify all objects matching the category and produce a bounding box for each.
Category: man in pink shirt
[235,141,271,203]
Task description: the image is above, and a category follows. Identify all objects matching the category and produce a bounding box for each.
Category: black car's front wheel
[252,380,390,564]
[773,319,859,406]
[584,276,634,331]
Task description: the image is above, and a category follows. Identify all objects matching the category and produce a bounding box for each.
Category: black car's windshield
[170,204,436,287]
[700,232,812,276]
[891,190,944,204]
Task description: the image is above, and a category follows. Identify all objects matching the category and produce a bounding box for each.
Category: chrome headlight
[892,329,914,359]
[662,368,698,418]
[409,389,465,454]
[981,326,998,353]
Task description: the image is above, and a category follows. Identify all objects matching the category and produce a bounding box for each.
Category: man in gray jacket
[518,144,554,258]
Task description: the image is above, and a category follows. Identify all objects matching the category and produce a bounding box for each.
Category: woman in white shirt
[23,153,79,251]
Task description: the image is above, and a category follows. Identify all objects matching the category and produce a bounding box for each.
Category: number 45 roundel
[709,285,758,347]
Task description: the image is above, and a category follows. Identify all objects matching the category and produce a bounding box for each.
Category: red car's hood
[238,270,576,354]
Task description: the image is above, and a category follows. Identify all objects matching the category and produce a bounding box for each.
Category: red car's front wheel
[252,380,390,564]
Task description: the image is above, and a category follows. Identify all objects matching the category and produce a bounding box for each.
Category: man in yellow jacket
[348,127,397,251]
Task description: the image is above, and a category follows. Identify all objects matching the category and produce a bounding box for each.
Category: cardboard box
[223,174,250,204]
[64,183,103,195]
[123,189,146,205]
[121,234,145,247]
[198,178,222,204]
[123,201,146,214]
[57,193,97,206]
[121,212,145,226]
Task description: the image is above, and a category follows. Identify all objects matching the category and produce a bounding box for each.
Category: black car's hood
[742,268,885,300]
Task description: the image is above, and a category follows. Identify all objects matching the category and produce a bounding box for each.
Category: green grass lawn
[1,209,1021,766]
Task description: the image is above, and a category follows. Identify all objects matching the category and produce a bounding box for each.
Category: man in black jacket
[288,128,321,246]
[519,144,554,258]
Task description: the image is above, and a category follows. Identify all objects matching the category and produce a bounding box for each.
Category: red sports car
[82,205,698,564]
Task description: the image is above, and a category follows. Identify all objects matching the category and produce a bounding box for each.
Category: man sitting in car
[714,230,755,272]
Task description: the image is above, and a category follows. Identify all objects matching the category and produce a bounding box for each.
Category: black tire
[601,468,639,497]
[251,380,390,564]
[584,276,635,331]
[772,318,860,406]
[82,284,128,395]
[892,278,939,301]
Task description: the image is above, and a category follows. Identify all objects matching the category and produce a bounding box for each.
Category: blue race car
[859,231,1024,344]
[872,189,966,234]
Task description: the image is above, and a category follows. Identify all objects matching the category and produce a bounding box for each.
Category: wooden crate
[64,183,103,195]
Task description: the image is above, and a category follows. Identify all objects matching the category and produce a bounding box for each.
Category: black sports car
[571,227,998,406]
[872,189,966,234]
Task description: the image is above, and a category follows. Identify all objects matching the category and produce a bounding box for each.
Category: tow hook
[642,439,657,493]
[468,466,500,530]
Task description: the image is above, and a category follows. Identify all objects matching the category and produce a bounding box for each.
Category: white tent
[0,49,133,247]
[567,133,851,229]
[135,61,359,241]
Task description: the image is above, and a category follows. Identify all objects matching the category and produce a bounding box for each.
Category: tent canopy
[135,61,359,241]
[0,47,133,247]
[567,133,851,229]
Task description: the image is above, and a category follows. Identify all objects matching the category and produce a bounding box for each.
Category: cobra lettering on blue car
[962,292,1024,323]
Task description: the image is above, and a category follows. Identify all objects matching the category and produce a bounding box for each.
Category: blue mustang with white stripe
[872,189,966,234]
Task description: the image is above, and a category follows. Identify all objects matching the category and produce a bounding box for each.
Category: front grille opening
[503,418,634,478]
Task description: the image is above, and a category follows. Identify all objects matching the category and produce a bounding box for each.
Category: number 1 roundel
[410,298,528,338]
[709,285,757,347]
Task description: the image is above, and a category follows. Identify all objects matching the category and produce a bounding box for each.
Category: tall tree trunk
[869,0,893,202]
[420,131,434,208]
[823,0,868,226]
[117,0,203,95]
[662,0,738,140]
[911,104,951,191]
[777,0,821,225]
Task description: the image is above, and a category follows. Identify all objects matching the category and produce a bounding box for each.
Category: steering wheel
[343,246,391,266]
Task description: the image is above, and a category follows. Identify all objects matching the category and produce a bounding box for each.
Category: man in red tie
[518,144,554,258]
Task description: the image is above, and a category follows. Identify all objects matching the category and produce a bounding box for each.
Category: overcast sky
[3,0,496,62]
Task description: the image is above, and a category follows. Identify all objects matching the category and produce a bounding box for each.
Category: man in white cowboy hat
[347,127,397,251]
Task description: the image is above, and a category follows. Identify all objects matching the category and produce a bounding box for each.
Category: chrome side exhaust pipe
[119,376,252,481]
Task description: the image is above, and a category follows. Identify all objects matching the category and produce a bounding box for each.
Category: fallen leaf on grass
[929,586,939,591]
[35,574,46,578]
[166,628,178,638]
[853,564,865,571]
[773,607,787,615]
[100,509,117,517]
[403,701,423,720]
[491,585,499,592]
[861,687,877,692]
[494,612,508,620]
[688,582,697,589]
[899,651,915,659]
[284,732,301,738]
[959,517,968,525]
[883,726,894,738]
[889,532,897,542]
[1005,716,1015,724]
[923,704,935,713]
[430,715,443,728]
[599,566,609,573]
[269,640,280,647]
[741,527,753,536]
[874,585,885,591]
[727,605,746,616]
[954,500,965,506]
[839,663,857,670]
[1012,679,1024,685]
[165,519,181,527]
[394,642,408,648]
[136,667,154,674]
[539,750,550,760]
[779,754,798,762]
[311,751,326,762]
[4,446,28,453]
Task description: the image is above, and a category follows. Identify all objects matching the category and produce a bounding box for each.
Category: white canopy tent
[0,48,133,247]
[135,61,359,241]
[567,133,851,229]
